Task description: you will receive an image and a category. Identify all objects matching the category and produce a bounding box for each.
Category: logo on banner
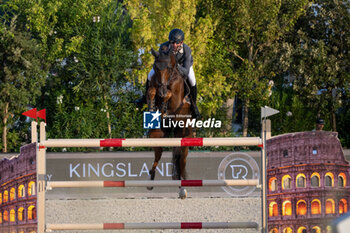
[143,110,161,129]
[218,152,260,197]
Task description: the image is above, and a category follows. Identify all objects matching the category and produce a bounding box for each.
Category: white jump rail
[46,179,260,189]
[33,118,273,233]
[40,137,263,148]
[46,221,259,231]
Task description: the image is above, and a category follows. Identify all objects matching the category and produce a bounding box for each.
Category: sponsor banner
[46,151,261,198]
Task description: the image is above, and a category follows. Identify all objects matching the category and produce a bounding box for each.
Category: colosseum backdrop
[0,143,36,233]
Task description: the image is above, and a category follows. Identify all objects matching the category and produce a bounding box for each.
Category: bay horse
[147,45,193,199]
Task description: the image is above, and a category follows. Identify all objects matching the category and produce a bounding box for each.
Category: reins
[153,64,177,89]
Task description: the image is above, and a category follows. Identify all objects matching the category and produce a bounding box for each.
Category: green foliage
[126,0,232,119]
[41,1,140,151]
[196,38,234,116]
[0,15,46,152]
[1,0,350,152]
[274,0,350,132]
[337,93,350,148]
[199,0,309,136]
[268,87,317,133]
[45,82,145,152]
[17,0,112,63]
[127,0,198,83]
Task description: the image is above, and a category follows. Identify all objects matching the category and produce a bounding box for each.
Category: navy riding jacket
[160,41,193,77]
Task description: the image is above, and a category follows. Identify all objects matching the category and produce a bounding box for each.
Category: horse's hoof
[149,170,155,180]
[179,188,187,199]
[148,170,155,190]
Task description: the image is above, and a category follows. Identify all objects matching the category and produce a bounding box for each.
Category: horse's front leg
[173,128,191,199]
[147,129,165,190]
[147,147,163,190]
[180,146,189,180]
[172,146,189,199]
[147,86,157,111]
[161,90,172,115]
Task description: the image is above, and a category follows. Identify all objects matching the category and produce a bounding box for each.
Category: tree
[200,0,309,136]
[41,1,140,144]
[11,0,112,63]
[0,1,141,151]
[126,0,232,120]
[278,0,350,131]
[337,94,350,148]
[63,1,136,139]
[267,83,318,133]
[0,16,46,152]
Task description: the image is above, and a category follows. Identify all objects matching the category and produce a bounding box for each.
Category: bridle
[153,62,178,90]
[153,60,190,115]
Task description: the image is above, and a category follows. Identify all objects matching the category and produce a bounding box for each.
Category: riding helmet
[169,29,184,43]
[316,118,324,125]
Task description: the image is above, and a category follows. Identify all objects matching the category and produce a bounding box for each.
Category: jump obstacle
[34,112,273,232]
[40,137,262,148]
[46,222,259,230]
[46,179,260,189]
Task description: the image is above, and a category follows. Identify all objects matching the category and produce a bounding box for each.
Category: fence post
[31,121,37,143]
[37,121,46,233]
[261,119,271,233]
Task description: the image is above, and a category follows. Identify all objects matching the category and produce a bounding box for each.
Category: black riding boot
[190,85,201,119]
[134,80,150,108]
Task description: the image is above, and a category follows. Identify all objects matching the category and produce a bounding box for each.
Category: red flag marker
[22,108,37,119]
[37,109,46,122]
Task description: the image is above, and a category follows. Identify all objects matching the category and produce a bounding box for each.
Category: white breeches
[148,66,196,87]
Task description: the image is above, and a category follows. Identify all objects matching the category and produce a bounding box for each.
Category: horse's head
[151,46,177,98]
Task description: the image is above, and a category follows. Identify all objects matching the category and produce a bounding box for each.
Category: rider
[135,28,200,118]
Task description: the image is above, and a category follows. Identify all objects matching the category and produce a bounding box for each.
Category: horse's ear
[151,48,159,58]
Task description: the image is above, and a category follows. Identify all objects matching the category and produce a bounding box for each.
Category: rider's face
[172,41,183,51]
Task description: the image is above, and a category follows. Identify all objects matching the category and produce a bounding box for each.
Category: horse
[146,45,193,199]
